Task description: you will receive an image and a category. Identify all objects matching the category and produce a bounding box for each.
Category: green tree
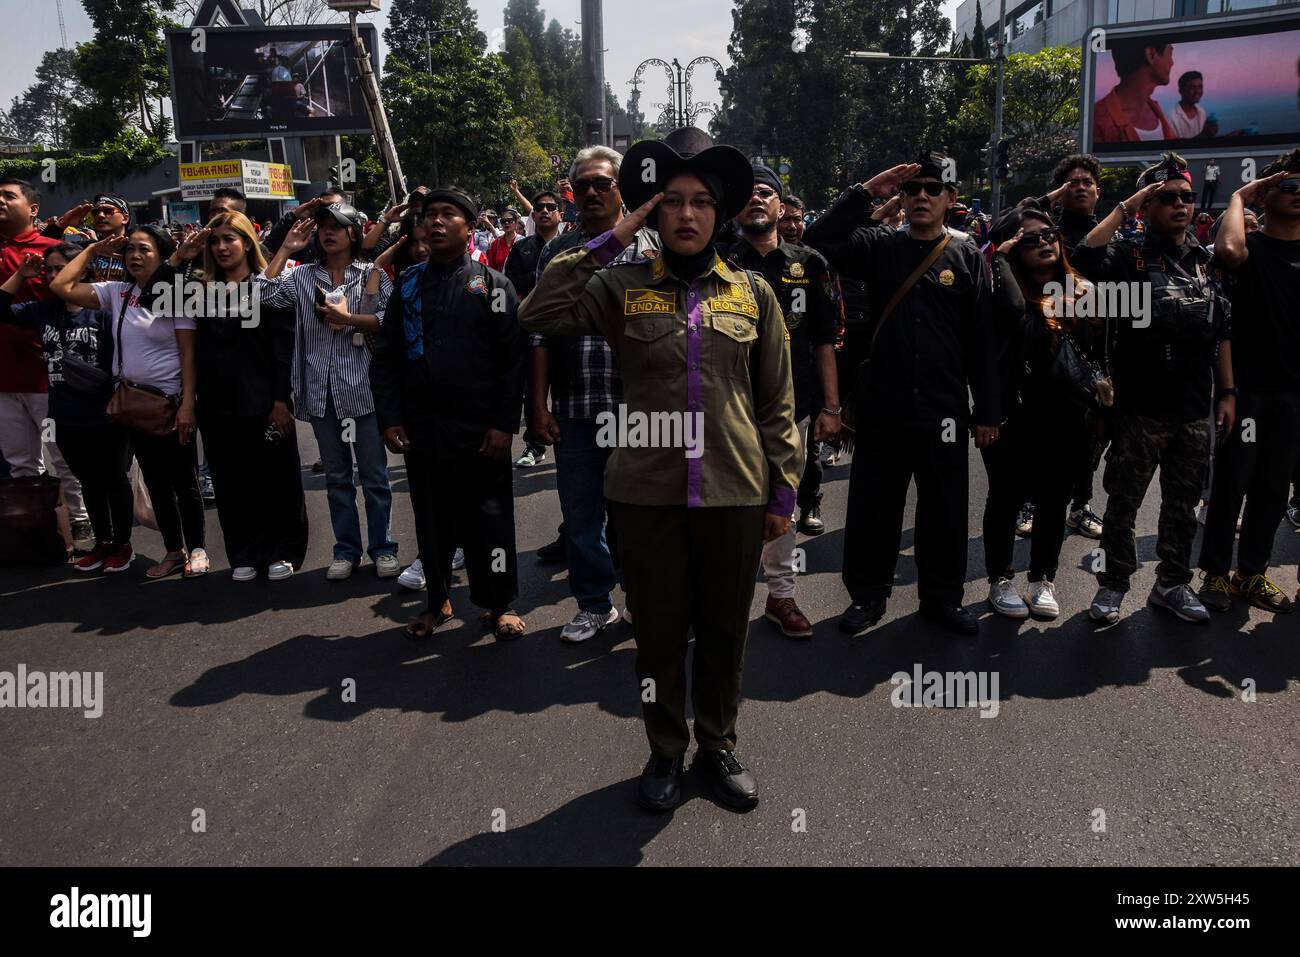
[971,2,988,61]
[69,0,178,148]
[954,45,1081,190]
[4,49,85,149]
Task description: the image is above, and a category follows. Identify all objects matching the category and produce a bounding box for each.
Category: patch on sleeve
[624,288,677,315]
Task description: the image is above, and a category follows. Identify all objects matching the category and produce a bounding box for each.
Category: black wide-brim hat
[619,140,754,222]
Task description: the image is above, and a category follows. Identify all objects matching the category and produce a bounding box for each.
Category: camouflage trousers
[1097,413,1211,593]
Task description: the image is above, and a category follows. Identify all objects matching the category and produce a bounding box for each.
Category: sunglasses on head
[533,202,559,212]
[901,181,945,197]
[1019,227,1059,248]
[1155,190,1197,206]
[572,176,616,194]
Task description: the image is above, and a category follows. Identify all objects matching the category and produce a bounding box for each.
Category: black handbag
[59,354,114,396]
[1052,332,1104,409]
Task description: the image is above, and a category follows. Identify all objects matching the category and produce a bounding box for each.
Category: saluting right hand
[995,227,1024,256]
[293,197,326,221]
[373,235,407,273]
[1120,181,1164,216]
[1236,171,1287,204]
[89,235,126,257]
[15,252,44,279]
[870,194,903,222]
[863,163,921,198]
[611,193,662,249]
[281,218,316,254]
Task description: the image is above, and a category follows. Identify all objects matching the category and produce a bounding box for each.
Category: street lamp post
[845,0,1011,216]
[629,56,722,134]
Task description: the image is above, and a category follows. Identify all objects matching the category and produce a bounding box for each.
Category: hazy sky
[0,0,961,131]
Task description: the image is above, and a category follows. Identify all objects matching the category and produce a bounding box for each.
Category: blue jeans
[310,394,396,563]
[555,414,617,613]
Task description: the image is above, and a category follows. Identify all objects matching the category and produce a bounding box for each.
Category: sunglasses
[533,203,559,212]
[1278,178,1300,193]
[572,176,616,194]
[901,181,945,197]
[501,218,518,225]
[1155,190,1197,206]
[1019,227,1059,248]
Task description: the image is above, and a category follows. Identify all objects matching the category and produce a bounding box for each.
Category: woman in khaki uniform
[520,140,801,813]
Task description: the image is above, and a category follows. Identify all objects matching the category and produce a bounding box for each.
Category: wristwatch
[1217,387,1239,400]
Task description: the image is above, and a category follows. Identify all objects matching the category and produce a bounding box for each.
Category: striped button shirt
[257,261,392,421]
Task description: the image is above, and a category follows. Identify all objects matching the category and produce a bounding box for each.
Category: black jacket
[0,290,114,425]
[371,255,525,453]
[804,186,1000,429]
[504,233,549,300]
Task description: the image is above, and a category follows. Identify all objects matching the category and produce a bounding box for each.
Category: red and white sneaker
[73,544,112,572]
[102,544,135,573]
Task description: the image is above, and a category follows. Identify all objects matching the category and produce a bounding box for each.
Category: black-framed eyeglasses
[533,203,560,212]
[1155,190,1197,206]
[1019,227,1059,248]
[572,176,616,194]
[901,181,945,197]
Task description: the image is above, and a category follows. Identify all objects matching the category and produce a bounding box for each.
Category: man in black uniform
[370,187,528,640]
[726,163,841,639]
[1071,153,1232,625]
[1197,149,1300,613]
[804,152,1000,636]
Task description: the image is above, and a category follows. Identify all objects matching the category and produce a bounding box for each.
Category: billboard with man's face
[1085,10,1300,155]
[166,24,379,140]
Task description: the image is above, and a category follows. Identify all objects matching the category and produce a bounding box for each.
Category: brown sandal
[146,552,187,580]
[405,602,454,640]
[484,610,526,640]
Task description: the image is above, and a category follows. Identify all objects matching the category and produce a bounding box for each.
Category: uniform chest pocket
[620,315,678,378]
[707,312,759,380]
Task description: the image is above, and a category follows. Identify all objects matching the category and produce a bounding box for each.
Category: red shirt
[486,234,518,272]
[0,227,60,393]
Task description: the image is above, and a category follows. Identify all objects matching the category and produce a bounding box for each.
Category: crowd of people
[3,131,1299,814]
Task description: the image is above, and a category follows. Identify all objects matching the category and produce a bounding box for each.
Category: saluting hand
[281,218,316,254]
[870,194,903,222]
[56,202,94,229]
[995,227,1024,256]
[863,163,921,199]
[174,227,211,263]
[373,235,406,273]
[1236,171,1286,204]
[611,193,661,249]
[1120,181,1164,216]
[15,252,44,279]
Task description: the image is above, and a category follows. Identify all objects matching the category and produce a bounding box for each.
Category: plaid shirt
[532,224,660,419]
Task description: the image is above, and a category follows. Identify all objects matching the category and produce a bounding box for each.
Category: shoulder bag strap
[872,230,952,348]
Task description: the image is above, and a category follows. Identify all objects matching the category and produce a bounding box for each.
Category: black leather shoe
[838,600,886,635]
[694,749,759,810]
[920,602,979,636]
[638,754,684,812]
[536,526,566,564]
[797,506,825,535]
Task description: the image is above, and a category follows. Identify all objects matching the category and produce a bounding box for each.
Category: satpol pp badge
[789,261,805,278]
[938,269,955,286]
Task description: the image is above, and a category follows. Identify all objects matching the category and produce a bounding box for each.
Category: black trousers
[1198,390,1300,578]
[981,407,1087,582]
[1201,181,1218,211]
[131,428,205,554]
[55,420,133,546]
[843,425,969,607]
[405,437,517,614]
[199,410,309,571]
[796,418,824,512]
[610,501,766,758]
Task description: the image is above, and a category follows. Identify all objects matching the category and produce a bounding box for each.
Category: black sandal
[405,602,454,640]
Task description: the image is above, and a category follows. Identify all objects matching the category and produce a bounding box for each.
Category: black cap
[423,187,478,223]
[313,201,366,230]
[751,163,782,200]
[619,140,753,221]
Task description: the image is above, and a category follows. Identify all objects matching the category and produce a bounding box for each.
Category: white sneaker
[267,561,294,581]
[987,577,1029,619]
[398,558,426,590]
[232,566,257,582]
[451,547,465,571]
[375,554,401,579]
[560,607,620,643]
[326,559,356,581]
[1027,579,1060,619]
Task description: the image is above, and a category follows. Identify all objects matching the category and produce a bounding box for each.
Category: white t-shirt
[1135,123,1164,141]
[1166,102,1205,139]
[1205,164,1220,182]
[93,281,196,396]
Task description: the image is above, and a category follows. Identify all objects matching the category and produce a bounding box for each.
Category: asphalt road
[3,427,1299,867]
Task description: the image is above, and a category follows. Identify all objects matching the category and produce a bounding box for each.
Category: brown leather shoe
[765,595,813,638]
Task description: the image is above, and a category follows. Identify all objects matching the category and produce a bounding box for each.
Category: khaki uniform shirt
[520,230,801,514]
